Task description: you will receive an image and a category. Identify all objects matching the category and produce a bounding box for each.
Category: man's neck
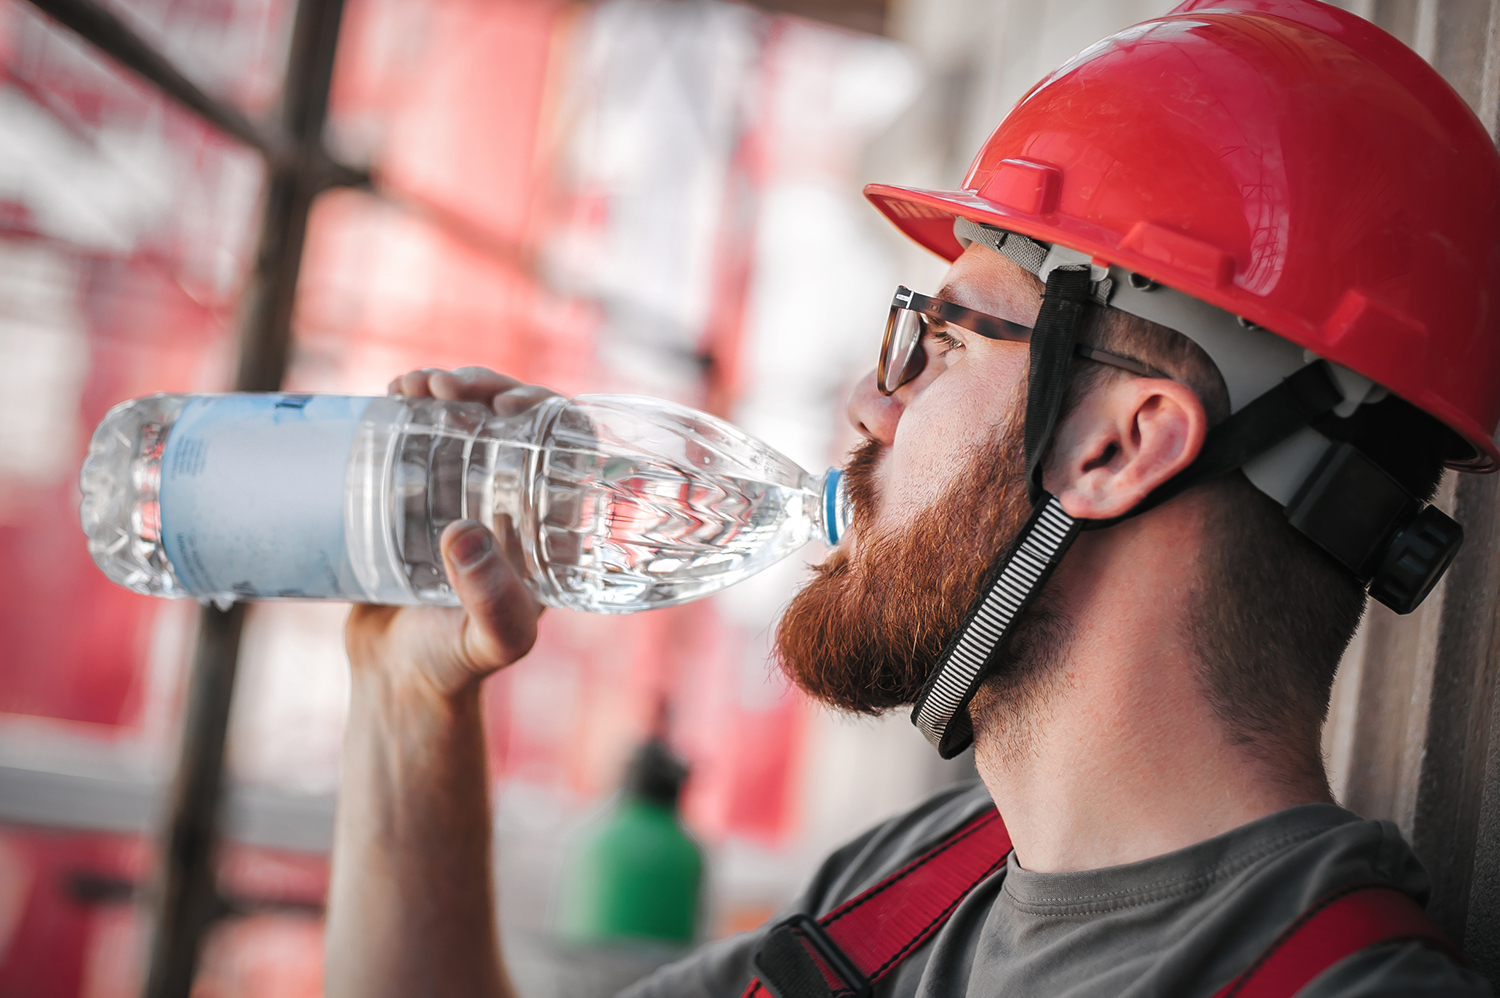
[967,523,1333,874]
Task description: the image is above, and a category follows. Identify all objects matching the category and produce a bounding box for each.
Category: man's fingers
[390,369,442,398]
[389,368,553,420]
[491,384,559,416]
[440,520,541,672]
[429,368,522,403]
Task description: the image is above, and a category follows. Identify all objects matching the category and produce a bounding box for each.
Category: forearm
[325,671,512,998]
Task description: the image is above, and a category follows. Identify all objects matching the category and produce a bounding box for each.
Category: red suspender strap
[741,813,1459,998]
[1211,883,1462,998]
[742,807,1011,998]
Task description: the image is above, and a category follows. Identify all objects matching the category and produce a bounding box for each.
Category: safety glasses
[877,285,1164,396]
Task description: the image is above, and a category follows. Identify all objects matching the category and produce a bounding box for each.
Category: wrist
[348,664,483,733]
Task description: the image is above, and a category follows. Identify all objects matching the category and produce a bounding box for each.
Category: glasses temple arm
[1075,344,1167,379]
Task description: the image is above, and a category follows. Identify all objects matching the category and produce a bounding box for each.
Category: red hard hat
[866,0,1500,470]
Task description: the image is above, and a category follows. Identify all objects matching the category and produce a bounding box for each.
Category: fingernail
[449,523,492,568]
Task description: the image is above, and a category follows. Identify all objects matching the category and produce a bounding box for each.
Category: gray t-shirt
[621,781,1490,998]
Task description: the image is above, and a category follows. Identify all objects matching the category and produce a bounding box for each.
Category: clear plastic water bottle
[78,392,850,613]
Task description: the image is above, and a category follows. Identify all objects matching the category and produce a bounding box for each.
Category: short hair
[1066,304,1449,783]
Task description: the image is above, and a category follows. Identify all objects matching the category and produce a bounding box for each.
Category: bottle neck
[817,467,851,546]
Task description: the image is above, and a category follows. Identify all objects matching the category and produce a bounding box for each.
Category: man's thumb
[440,520,539,671]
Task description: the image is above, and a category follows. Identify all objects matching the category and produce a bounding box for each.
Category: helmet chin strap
[909,492,1081,757]
[910,266,1093,758]
[1023,268,1093,504]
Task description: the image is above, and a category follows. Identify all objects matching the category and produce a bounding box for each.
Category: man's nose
[847,371,902,444]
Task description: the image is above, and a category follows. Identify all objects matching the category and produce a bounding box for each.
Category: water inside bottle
[538,459,813,610]
[534,396,842,611]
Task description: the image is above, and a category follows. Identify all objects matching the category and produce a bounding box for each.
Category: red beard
[774,398,1059,715]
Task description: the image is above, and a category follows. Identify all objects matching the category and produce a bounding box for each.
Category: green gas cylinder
[557,738,704,945]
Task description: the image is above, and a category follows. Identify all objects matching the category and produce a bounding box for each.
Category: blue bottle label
[159,394,377,599]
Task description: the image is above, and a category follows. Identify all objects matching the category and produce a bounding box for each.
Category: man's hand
[328,366,556,998]
[345,366,555,701]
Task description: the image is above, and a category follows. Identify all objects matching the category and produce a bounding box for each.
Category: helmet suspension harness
[910,221,1466,759]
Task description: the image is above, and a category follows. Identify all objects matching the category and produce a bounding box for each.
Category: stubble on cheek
[877,380,1020,530]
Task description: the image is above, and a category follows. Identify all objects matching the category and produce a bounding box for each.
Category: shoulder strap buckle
[740,808,1011,998]
[752,913,872,998]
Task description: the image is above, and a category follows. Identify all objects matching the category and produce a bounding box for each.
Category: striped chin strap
[910,263,1097,758]
[910,492,1082,756]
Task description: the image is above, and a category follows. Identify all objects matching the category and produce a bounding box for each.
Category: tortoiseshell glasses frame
[877,285,1165,396]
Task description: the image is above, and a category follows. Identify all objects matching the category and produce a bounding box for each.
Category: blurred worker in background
[324,1,1499,996]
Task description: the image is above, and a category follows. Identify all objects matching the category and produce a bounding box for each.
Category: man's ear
[1044,377,1208,520]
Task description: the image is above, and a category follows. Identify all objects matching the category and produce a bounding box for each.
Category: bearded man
[325,2,1499,996]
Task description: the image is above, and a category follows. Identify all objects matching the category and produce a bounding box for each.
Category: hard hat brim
[864,181,1498,472]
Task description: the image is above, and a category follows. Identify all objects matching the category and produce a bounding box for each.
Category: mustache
[842,436,882,531]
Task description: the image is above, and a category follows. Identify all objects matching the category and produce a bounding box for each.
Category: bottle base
[79,394,191,598]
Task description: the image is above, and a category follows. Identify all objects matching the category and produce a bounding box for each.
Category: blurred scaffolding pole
[23,0,360,994]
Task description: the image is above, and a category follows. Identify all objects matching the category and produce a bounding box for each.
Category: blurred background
[0,0,1485,996]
